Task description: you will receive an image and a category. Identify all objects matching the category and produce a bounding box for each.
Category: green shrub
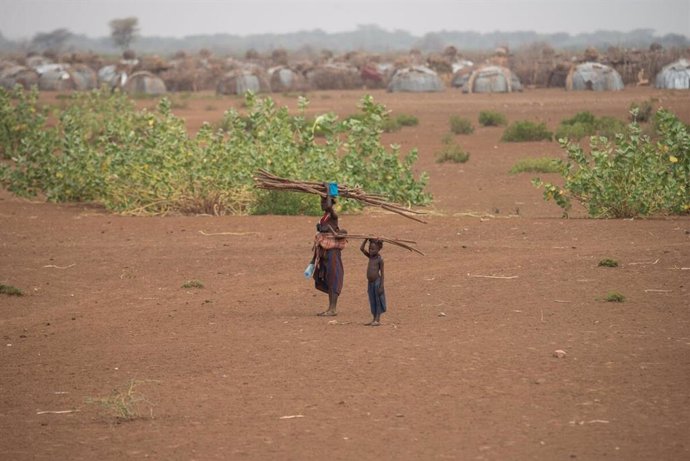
[598,258,619,267]
[596,116,627,139]
[449,115,474,135]
[0,284,24,296]
[478,110,507,127]
[253,190,322,215]
[396,113,419,127]
[533,109,690,218]
[509,157,561,174]
[604,292,625,302]
[182,280,204,289]
[0,88,430,215]
[555,111,626,141]
[629,100,654,123]
[555,122,595,142]
[501,120,552,142]
[436,135,470,163]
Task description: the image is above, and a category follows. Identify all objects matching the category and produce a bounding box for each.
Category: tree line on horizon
[1,23,688,57]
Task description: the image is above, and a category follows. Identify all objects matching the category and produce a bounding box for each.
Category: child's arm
[378,256,384,294]
[360,238,370,257]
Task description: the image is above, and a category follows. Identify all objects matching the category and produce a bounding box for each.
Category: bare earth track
[1,87,689,460]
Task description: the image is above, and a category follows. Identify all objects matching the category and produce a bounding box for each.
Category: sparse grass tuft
[86,379,154,421]
[395,113,419,127]
[598,258,619,267]
[604,292,625,302]
[509,157,561,174]
[436,135,470,163]
[501,120,552,142]
[0,284,24,296]
[449,115,474,135]
[182,280,204,289]
[478,110,507,127]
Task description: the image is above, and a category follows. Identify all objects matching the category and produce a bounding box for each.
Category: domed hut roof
[268,66,308,93]
[68,64,97,90]
[565,62,623,91]
[122,71,167,95]
[216,69,270,95]
[0,64,39,90]
[305,63,362,90]
[36,64,77,91]
[655,59,690,90]
[387,66,444,92]
[98,64,127,89]
[462,65,522,93]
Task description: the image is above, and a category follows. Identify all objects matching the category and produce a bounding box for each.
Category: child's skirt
[367,279,387,316]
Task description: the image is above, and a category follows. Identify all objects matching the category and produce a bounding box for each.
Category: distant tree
[31,28,72,53]
[109,17,139,50]
[271,48,288,66]
[245,48,260,60]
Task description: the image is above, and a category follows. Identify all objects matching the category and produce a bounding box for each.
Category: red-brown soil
[1,87,689,460]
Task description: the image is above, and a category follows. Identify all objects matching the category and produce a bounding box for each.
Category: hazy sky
[1,0,688,40]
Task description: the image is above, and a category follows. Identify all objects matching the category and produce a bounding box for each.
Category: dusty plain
[1,87,690,460]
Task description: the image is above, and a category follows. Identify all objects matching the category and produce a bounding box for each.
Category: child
[360,238,386,326]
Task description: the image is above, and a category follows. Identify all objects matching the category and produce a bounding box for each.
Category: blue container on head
[327,182,339,197]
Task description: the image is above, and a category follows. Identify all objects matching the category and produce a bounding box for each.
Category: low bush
[555,111,626,141]
[629,100,654,123]
[436,135,470,163]
[509,157,560,174]
[533,109,689,218]
[0,87,430,215]
[501,120,552,142]
[449,115,474,135]
[478,110,507,127]
[0,284,24,296]
[604,292,625,302]
[598,258,619,267]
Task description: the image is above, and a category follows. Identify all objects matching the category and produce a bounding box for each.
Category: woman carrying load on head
[312,192,346,316]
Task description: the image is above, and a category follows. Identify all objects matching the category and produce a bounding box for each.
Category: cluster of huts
[1,48,689,95]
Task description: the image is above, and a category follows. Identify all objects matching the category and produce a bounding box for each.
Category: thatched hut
[655,59,690,89]
[450,61,475,88]
[36,64,76,91]
[68,64,97,90]
[387,66,444,92]
[216,69,270,95]
[122,71,167,95]
[462,65,522,93]
[97,64,127,89]
[268,66,308,93]
[305,63,362,90]
[0,64,39,90]
[565,62,624,91]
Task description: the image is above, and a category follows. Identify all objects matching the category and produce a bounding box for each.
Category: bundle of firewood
[343,233,425,255]
[253,169,427,223]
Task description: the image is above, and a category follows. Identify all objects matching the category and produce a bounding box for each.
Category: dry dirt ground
[1,87,689,460]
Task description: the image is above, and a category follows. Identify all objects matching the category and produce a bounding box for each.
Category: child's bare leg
[370,313,381,326]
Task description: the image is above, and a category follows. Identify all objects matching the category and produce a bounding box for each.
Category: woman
[312,194,346,316]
